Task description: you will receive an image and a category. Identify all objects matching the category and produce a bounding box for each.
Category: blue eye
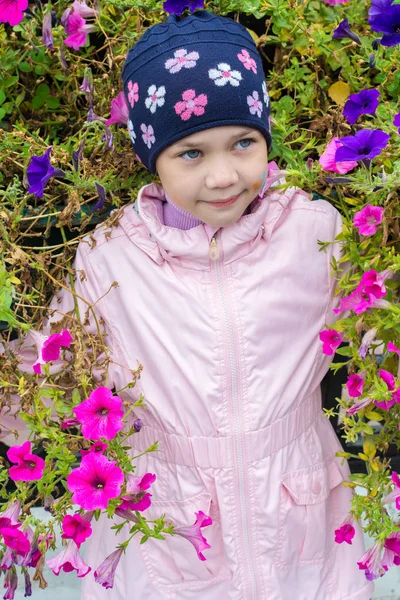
[180,149,201,161]
[236,138,253,149]
[178,138,256,162]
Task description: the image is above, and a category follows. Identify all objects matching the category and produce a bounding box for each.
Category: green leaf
[46,96,60,109]
[3,75,18,88]
[0,108,5,120]
[34,65,46,76]
[18,62,33,73]
[32,95,46,110]
[36,83,50,99]
[0,91,5,105]
[140,535,149,544]
[334,346,353,357]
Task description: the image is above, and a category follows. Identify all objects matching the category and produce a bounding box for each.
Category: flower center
[93,479,105,489]
[187,100,195,108]
[99,408,108,416]
[26,461,37,470]
[178,57,186,63]
[152,94,157,102]
[222,71,231,77]
[367,216,376,225]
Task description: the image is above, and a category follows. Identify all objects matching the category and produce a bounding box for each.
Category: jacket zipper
[209,232,258,599]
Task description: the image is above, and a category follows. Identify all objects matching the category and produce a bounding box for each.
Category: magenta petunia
[64,11,96,51]
[32,329,73,374]
[173,511,212,561]
[374,369,397,410]
[383,533,400,568]
[323,0,349,4]
[0,0,28,26]
[387,341,400,356]
[61,514,92,547]
[46,539,91,577]
[73,387,124,440]
[346,373,365,398]
[358,542,387,581]
[346,397,373,415]
[382,472,400,511]
[7,441,45,482]
[353,204,384,236]
[119,472,156,512]
[319,329,344,355]
[94,547,124,589]
[67,452,124,510]
[105,91,129,127]
[80,441,108,457]
[1,525,31,556]
[319,137,358,174]
[335,519,355,545]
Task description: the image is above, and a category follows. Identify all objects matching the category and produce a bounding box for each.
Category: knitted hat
[121,10,271,174]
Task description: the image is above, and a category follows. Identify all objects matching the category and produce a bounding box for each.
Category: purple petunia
[333,19,361,45]
[26,147,65,199]
[343,89,380,125]
[335,129,390,163]
[369,0,400,47]
[394,112,400,134]
[163,0,204,15]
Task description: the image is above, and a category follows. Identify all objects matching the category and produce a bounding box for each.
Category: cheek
[252,169,268,191]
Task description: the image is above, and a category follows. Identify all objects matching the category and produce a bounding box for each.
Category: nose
[205,156,239,189]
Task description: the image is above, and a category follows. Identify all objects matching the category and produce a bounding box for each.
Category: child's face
[155,126,268,228]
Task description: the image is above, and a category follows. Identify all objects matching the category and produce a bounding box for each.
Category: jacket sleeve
[0,241,115,446]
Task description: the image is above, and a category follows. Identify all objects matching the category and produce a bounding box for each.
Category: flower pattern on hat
[237,49,257,74]
[174,89,208,121]
[209,63,242,87]
[127,81,139,109]
[247,91,263,118]
[141,124,156,148]
[262,81,269,109]
[165,49,200,74]
[127,120,136,144]
[145,85,166,113]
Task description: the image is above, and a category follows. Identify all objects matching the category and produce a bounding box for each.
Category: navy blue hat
[121,10,271,174]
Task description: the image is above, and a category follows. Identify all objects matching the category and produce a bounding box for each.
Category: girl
[2,9,373,600]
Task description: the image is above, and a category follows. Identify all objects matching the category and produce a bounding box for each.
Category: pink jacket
[2,174,373,600]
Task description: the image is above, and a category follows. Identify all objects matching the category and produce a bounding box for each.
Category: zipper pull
[208,235,220,261]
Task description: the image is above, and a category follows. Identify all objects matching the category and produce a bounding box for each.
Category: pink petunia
[335,514,356,545]
[383,533,400,568]
[119,472,156,512]
[74,387,124,440]
[374,369,396,410]
[358,327,378,360]
[382,472,400,511]
[7,441,45,482]
[359,269,389,299]
[346,373,365,398]
[64,12,96,51]
[334,269,392,316]
[173,511,212,561]
[174,89,208,121]
[0,0,28,27]
[32,329,73,374]
[323,0,350,4]
[1,525,30,556]
[61,514,92,547]
[357,542,387,580]
[237,49,257,73]
[94,547,124,589]
[387,341,400,356]
[353,204,384,236]
[346,397,373,415]
[46,539,91,577]
[319,329,343,355]
[319,137,357,174]
[80,441,108,457]
[105,92,129,127]
[67,452,124,510]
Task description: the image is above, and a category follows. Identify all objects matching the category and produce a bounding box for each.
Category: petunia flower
[353,204,384,236]
[343,89,380,125]
[32,329,73,374]
[358,542,388,580]
[382,472,400,510]
[346,397,373,415]
[375,369,397,410]
[0,0,28,26]
[369,2,400,47]
[61,417,80,429]
[332,19,362,44]
[3,570,18,599]
[1,526,31,556]
[319,137,358,174]
[61,514,92,547]
[163,0,204,15]
[94,547,124,589]
[42,12,54,50]
[73,387,124,440]
[70,0,98,19]
[359,327,378,360]
[319,329,344,355]
[26,147,66,199]
[387,341,400,356]
[394,112,400,134]
[72,139,85,172]
[64,12,97,51]
[119,472,156,512]
[105,91,129,127]
[383,533,400,568]
[173,511,212,561]
[335,129,390,163]
[7,441,45,482]
[346,373,365,397]
[133,418,143,432]
[323,0,350,4]
[359,269,390,299]
[80,441,108,457]
[334,269,391,315]
[46,539,91,577]
[67,452,124,510]
[335,514,356,544]
[24,570,32,597]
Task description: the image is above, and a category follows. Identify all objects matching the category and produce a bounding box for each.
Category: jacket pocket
[274,457,345,568]
[138,491,231,591]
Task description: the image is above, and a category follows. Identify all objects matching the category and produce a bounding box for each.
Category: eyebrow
[174,128,256,148]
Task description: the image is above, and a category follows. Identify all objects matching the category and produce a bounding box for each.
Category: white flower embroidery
[262,81,270,109]
[208,63,242,87]
[127,120,136,145]
[141,123,155,149]
[145,85,166,114]
[165,49,200,74]
[247,91,263,118]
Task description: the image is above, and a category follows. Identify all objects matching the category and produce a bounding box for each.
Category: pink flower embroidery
[73,386,124,441]
[209,63,242,87]
[7,441,45,482]
[165,48,200,74]
[67,452,124,510]
[335,514,355,545]
[319,137,357,174]
[174,89,208,121]
[262,81,270,109]
[94,547,124,589]
[32,329,73,374]
[319,329,344,355]
[118,472,156,512]
[237,49,257,73]
[145,85,166,114]
[247,91,263,118]
[173,511,212,561]
[346,373,365,398]
[141,124,156,149]
[127,81,139,109]
[61,514,92,547]
[105,92,129,127]
[353,204,384,236]
[64,12,96,51]
[0,0,28,26]
[46,540,91,578]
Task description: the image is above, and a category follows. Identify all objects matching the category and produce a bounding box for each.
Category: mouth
[207,193,241,208]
